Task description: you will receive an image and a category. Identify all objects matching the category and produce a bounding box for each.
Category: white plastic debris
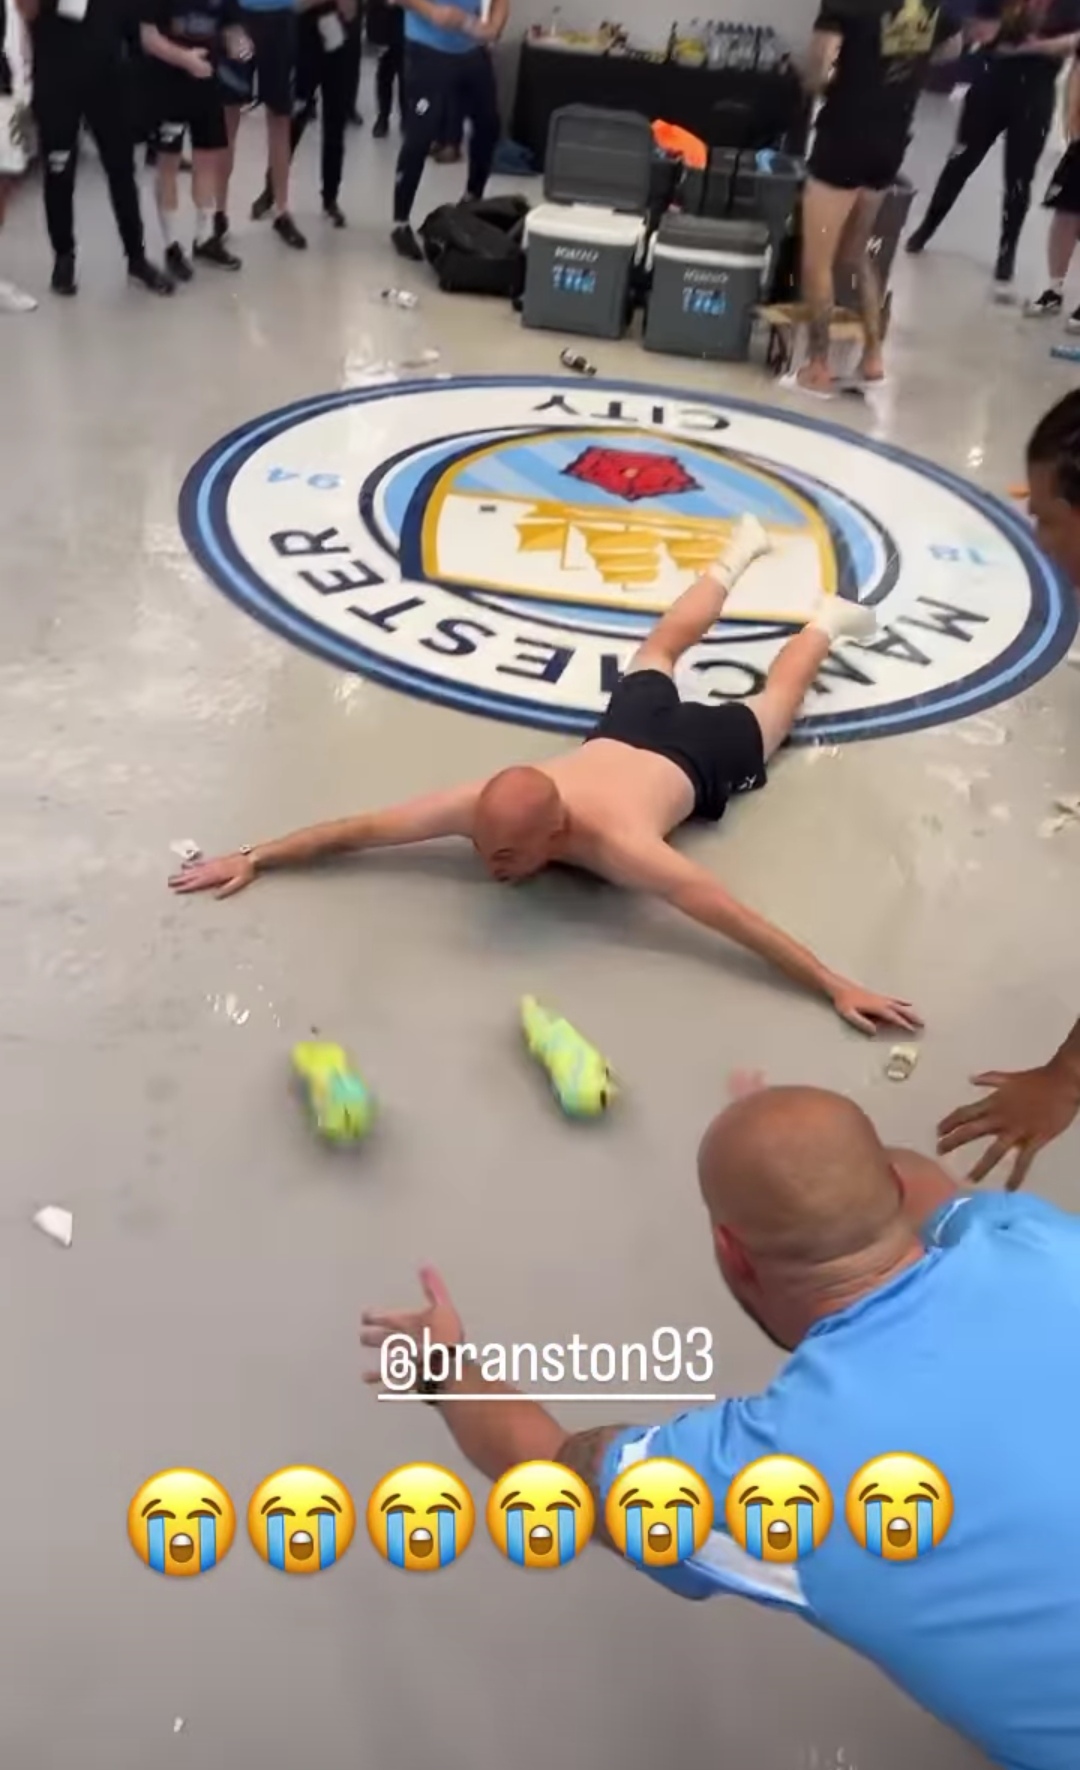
[170,839,202,864]
[33,1206,73,1247]
[173,1719,185,1735]
[885,1044,919,1082]
[397,347,441,368]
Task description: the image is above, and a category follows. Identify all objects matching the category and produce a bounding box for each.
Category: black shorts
[148,63,228,153]
[1045,141,1080,213]
[227,5,295,115]
[585,670,768,823]
[808,121,906,194]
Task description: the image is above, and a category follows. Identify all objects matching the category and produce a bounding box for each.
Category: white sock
[195,208,214,246]
[706,515,771,587]
[157,202,179,250]
[810,597,879,647]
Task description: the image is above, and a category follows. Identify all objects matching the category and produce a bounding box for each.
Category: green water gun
[520,996,616,1118]
[292,1040,375,1145]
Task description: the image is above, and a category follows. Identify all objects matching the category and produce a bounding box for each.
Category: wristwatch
[417,1346,468,1404]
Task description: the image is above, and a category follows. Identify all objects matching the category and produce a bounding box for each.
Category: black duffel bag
[419,196,528,299]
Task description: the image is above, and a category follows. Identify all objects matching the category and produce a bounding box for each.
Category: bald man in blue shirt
[363,1086,1080,1770]
[390,0,506,260]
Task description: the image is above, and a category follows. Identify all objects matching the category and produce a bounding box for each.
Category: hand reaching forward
[937,1063,1080,1189]
[830,981,923,1037]
[360,1266,464,1388]
[168,852,255,898]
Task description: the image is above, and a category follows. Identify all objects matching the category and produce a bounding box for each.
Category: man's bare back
[170,519,920,1037]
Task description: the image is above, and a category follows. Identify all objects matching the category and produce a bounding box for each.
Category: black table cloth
[510,39,810,165]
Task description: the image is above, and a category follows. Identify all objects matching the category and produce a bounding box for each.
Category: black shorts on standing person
[809,0,960,195]
[908,0,1080,291]
[15,0,172,294]
[250,0,355,227]
[367,0,403,135]
[391,0,503,261]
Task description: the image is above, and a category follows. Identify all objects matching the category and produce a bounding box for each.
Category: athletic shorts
[1045,141,1080,213]
[807,122,906,194]
[224,5,295,115]
[584,670,768,823]
[148,63,228,153]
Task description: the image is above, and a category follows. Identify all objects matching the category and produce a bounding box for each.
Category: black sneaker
[372,115,389,138]
[1025,287,1064,319]
[323,199,346,228]
[128,256,175,295]
[51,252,77,297]
[251,182,274,221]
[1067,305,1080,334]
[391,222,423,262]
[273,213,307,250]
[165,242,194,284]
[213,210,229,242]
[193,235,243,271]
[993,251,1016,297]
[905,226,929,256]
[348,109,364,127]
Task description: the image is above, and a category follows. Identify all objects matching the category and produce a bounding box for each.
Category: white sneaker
[0,278,37,313]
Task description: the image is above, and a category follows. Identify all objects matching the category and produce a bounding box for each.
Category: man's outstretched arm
[937,1017,1080,1190]
[168,784,480,898]
[597,837,922,1035]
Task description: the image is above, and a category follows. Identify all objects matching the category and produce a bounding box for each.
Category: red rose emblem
[564,447,701,502]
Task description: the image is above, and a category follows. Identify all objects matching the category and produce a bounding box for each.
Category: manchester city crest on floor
[179,376,1074,743]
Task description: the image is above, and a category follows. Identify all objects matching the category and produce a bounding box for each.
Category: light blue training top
[405,0,483,55]
[599,1191,1080,1770]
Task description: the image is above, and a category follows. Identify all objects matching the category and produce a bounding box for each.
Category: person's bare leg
[268,112,292,214]
[217,106,240,222]
[746,598,880,758]
[838,187,886,381]
[627,516,772,677]
[796,178,859,393]
[1048,210,1080,283]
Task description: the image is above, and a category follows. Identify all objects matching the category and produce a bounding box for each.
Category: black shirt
[32,0,136,54]
[0,0,11,94]
[976,0,1080,83]
[814,0,961,145]
[140,0,234,49]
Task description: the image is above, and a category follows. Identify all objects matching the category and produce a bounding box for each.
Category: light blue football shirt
[404,0,482,54]
[599,1192,1080,1770]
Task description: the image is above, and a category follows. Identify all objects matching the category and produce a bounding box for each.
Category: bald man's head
[698,1088,917,1347]
[473,767,568,883]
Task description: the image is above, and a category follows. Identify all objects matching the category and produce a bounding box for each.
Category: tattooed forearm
[556,1425,633,1551]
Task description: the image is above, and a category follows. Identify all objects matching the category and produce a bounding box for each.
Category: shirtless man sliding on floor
[171,517,920,1035]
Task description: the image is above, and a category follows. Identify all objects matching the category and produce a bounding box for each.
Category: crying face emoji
[845,1454,953,1561]
[486,1462,595,1568]
[366,1464,476,1571]
[247,1467,356,1573]
[604,1458,714,1566]
[127,1469,236,1576]
[725,1456,833,1562]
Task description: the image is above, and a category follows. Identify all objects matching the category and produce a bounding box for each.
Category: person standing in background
[342,0,361,123]
[250,0,357,227]
[795,0,961,395]
[907,0,1080,296]
[0,0,37,309]
[367,0,402,135]
[390,0,505,260]
[219,0,306,247]
[1024,48,1080,319]
[15,0,173,294]
[139,0,247,277]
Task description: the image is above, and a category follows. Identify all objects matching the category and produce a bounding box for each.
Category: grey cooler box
[522,106,653,339]
[644,214,771,360]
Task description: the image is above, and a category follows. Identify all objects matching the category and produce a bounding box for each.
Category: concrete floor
[1,82,1077,1770]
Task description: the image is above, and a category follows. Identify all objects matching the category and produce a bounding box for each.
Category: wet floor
[0,87,1073,1770]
